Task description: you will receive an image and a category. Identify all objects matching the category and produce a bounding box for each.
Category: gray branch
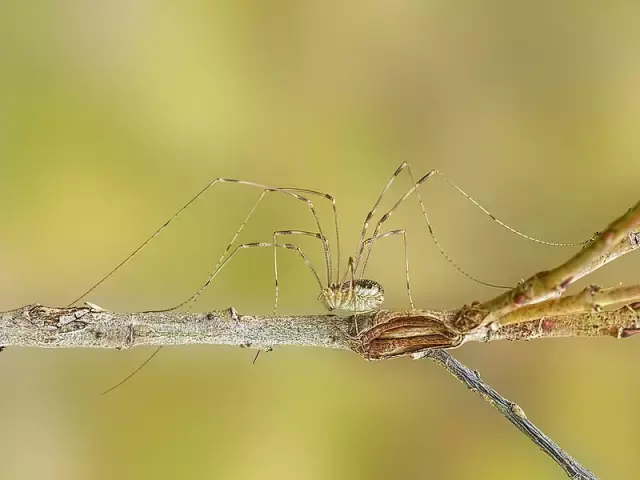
[418,350,598,480]
[0,304,350,350]
[0,303,598,478]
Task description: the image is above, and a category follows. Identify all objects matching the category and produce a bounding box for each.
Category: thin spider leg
[354,170,512,289]
[210,190,268,280]
[254,229,326,365]
[346,257,359,336]
[252,347,273,364]
[353,162,412,271]
[273,230,325,313]
[348,256,356,292]
[280,188,341,285]
[103,190,268,395]
[102,346,162,395]
[357,167,590,289]
[153,242,324,313]
[354,165,586,275]
[104,239,323,395]
[431,170,588,247]
[359,163,421,276]
[224,183,332,286]
[97,181,335,395]
[68,178,333,307]
[104,241,323,393]
[361,229,414,310]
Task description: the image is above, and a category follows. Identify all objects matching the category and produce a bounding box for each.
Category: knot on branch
[354,310,463,360]
[26,304,89,333]
[451,301,490,332]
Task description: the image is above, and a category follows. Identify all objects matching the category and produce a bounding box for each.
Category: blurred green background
[1,2,640,479]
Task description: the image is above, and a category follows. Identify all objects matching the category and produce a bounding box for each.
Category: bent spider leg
[69,178,337,307]
[102,242,324,394]
[360,229,413,310]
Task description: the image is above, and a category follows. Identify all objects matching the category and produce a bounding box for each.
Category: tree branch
[4,202,640,479]
[0,304,604,478]
[497,284,640,327]
[0,304,350,350]
[457,204,640,331]
[3,300,638,351]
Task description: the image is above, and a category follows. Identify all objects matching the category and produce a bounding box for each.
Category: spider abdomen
[321,279,384,313]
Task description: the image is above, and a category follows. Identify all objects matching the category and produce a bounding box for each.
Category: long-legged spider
[70,162,585,393]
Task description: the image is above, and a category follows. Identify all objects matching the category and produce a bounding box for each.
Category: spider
[69,162,584,393]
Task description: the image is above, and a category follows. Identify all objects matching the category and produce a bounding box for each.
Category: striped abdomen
[320,279,384,313]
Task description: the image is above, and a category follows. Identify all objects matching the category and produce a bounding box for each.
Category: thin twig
[498,284,640,326]
[480,204,640,325]
[489,303,640,342]
[417,350,598,480]
[452,214,640,333]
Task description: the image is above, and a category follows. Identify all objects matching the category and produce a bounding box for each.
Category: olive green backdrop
[1,2,639,479]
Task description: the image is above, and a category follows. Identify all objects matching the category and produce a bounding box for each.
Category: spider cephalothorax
[320,279,385,313]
